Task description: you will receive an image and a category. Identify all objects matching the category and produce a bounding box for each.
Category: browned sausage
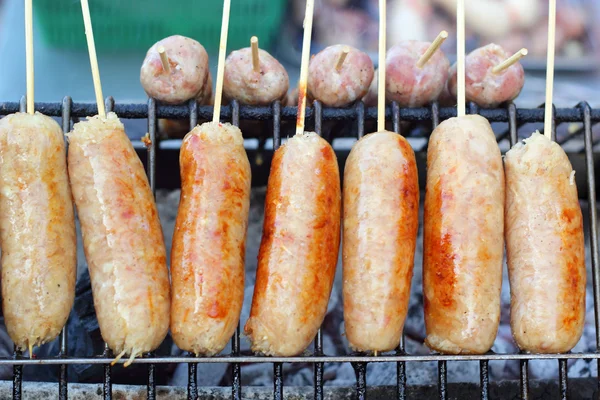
[343,131,419,352]
[505,132,585,353]
[0,112,76,353]
[170,122,251,355]
[423,115,504,354]
[244,132,341,356]
[67,112,170,365]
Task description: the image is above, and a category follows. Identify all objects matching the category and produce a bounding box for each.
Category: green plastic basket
[34,0,286,52]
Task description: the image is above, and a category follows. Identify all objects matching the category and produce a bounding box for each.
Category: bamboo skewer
[544,0,557,139]
[492,48,528,74]
[251,36,260,72]
[80,0,105,118]
[377,0,386,132]
[456,0,466,117]
[335,46,350,72]
[213,0,232,123]
[416,30,448,69]
[25,0,34,115]
[295,0,315,135]
[158,46,171,73]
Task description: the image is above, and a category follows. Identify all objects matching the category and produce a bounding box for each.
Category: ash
[0,188,597,388]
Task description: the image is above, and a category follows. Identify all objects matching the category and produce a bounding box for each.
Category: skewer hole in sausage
[0,112,76,353]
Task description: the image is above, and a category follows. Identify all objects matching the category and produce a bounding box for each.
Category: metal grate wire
[0,97,599,400]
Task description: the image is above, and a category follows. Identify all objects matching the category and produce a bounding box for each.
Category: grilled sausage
[423,115,504,354]
[170,122,251,356]
[223,48,289,105]
[505,132,585,353]
[386,40,450,107]
[245,132,341,356]
[140,35,210,104]
[447,43,525,108]
[343,131,419,352]
[0,112,76,352]
[308,45,374,107]
[67,112,170,365]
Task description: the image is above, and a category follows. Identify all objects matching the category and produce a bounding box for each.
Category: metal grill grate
[0,96,599,400]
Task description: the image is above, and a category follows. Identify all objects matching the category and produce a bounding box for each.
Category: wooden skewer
[377,0,386,132]
[213,0,232,123]
[251,36,260,72]
[80,0,105,118]
[295,0,315,135]
[456,0,466,118]
[158,46,171,74]
[416,30,448,69]
[25,0,34,115]
[335,46,350,72]
[492,48,528,74]
[544,0,556,139]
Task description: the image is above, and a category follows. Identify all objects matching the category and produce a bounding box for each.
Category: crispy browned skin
[423,115,504,354]
[68,113,170,364]
[245,132,341,356]
[0,112,76,352]
[170,122,251,356]
[343,131,419,352]
[505,132,585,353]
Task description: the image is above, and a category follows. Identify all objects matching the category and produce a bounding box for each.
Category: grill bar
[313,100,326,400]
[520,359,529,400]
[230,100,243,400]
[480,361,489,400]
[146,98,158,400]
[58,95,71,400]
[0,353,596,364]
[272,101,283,400]
[559,359,568,399]
[438,361,447,400]
[580,102,600,395]
[102,98,116,400]
[352,362,367,400]
[3,101,600,123]
[187,362,197,400]
[186,99,198,400]
[391,101,408,400]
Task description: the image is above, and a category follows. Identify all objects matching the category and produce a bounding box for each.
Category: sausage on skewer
[505,132,585,353]
[170,122,251,355]
[245,132,341,356]
[68,113,171,365]
[343,131,419,352]
[0,113,76,353]
[423,115,504,354]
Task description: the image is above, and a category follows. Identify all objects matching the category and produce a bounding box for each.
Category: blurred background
[0,0,599,106]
